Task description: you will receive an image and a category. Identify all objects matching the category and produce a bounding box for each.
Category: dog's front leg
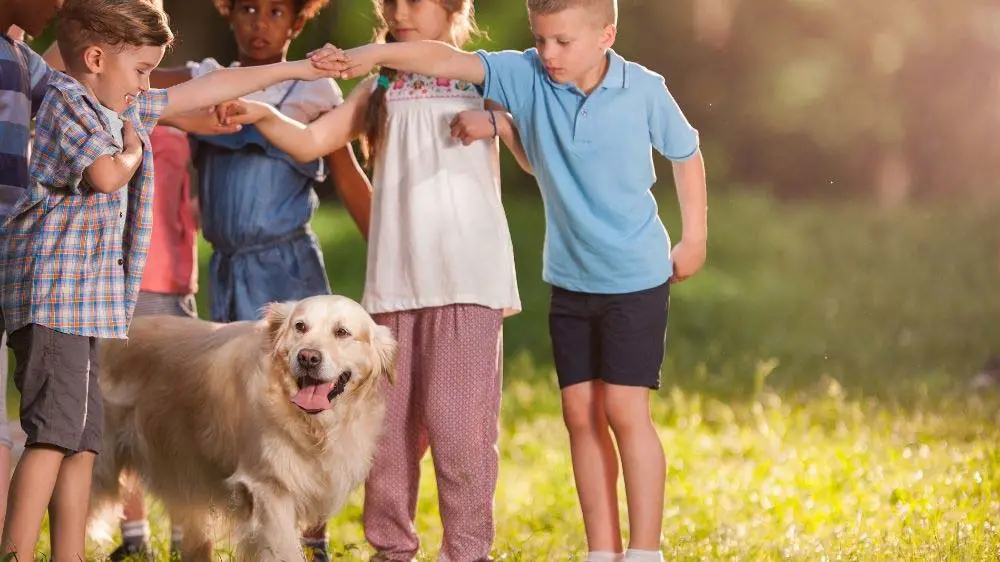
[172,509,215,562]
[235,490,304,562]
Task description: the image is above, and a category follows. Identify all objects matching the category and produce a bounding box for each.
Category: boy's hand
[450,110,497,146]
[669,239,707,283]
[310,43,373,80]
[122,121,142,156]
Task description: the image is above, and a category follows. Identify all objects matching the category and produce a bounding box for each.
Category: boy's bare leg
[1,445,64,557]
[561,381,623,554]
[121,484,148,522]
[604,384,665,551]
[49,451,96,560]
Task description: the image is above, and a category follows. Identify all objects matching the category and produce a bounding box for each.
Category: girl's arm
[316,41,486,85]
[486,101,532,175]
[228,77,373,163]
[450,104,533,175]
[161,59,348,119]
[326,144,372,240]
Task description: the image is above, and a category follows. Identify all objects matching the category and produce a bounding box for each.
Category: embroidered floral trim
[386,72,480,102]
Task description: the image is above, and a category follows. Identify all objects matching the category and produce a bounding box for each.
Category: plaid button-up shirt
[0,72,168,338]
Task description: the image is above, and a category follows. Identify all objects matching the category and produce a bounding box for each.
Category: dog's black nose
[297,349,323,368]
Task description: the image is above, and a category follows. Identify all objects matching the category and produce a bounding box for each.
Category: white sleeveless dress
[362,72,521,317]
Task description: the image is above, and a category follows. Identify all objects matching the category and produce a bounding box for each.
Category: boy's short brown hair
[526,0,618,26]
[211,0,332,21]
[56,0,174,65]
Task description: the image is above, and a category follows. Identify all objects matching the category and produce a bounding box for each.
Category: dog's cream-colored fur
[92,295,396,561]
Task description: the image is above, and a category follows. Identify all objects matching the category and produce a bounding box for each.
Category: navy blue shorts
[548,281,670,390]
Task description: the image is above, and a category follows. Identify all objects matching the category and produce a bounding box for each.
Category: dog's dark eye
[295,321,308,333]
[335,327,351,338]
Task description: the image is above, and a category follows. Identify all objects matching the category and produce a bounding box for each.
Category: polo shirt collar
[543,49,630,94]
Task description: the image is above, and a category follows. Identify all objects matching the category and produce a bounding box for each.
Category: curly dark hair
[211,0,333,20]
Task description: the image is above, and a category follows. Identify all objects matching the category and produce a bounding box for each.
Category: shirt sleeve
[186,57,223,79]
[134,88,169,134]
[475,49,537,115]
[648,75,699,161]
[18,42,52,115]
[39,94,119,193]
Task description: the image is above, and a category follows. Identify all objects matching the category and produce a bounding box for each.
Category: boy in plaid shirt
[0,0,351,557]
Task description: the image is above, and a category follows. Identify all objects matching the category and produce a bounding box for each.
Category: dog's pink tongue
[291,380,336,413]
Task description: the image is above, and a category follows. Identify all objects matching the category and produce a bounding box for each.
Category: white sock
[170,524,184,550]
[624,549,664,561]
[302,536,328,551]
[586,552,624,562]
[121,520,149,544]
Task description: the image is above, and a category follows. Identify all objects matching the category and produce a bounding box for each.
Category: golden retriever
[91,295,396,561]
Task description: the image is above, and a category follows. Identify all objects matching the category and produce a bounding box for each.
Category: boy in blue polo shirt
[310,1,707,560]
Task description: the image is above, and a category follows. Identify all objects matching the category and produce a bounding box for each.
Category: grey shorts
[134,292,198,319]
[7,324,102,454]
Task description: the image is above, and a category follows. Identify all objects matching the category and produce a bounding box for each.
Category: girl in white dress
[232,2,530,560]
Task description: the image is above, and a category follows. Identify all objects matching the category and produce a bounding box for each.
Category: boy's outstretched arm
[161,57,350,119]
[226,77,372,163]
[669,150,708,283]
[314,41,486,86]
[327,145,372,240]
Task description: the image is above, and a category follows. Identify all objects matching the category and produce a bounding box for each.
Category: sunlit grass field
[17,189,1000,560]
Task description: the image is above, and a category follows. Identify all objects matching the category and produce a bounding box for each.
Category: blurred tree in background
[130,0,1000,201]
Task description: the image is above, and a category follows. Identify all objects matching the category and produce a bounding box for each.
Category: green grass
[16,189,1000,560]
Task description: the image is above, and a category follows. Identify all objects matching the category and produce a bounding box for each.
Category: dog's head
[263,295,397,414]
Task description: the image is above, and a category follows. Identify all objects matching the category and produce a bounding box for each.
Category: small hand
[169,106,243,136]
[304,43,356,80]
[122,121,142,155]
[669,239,707,283]
[450,110,497,146]
[214,100,247,127]
[223,99,275,126]
[310,43,373,80]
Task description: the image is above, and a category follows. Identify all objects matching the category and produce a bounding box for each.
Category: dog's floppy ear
[261,301,295,344]
[370,323,398,385]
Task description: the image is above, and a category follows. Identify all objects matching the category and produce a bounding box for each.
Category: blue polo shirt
[476,48,699,294]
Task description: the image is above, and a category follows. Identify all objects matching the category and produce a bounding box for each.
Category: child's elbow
[87,179,121,194]
[83,166,124,194]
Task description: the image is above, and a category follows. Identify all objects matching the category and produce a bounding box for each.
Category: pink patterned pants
[363,304,503,562]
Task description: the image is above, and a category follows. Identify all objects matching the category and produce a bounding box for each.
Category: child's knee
[561,395,607,436]
[603,390,653,436]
